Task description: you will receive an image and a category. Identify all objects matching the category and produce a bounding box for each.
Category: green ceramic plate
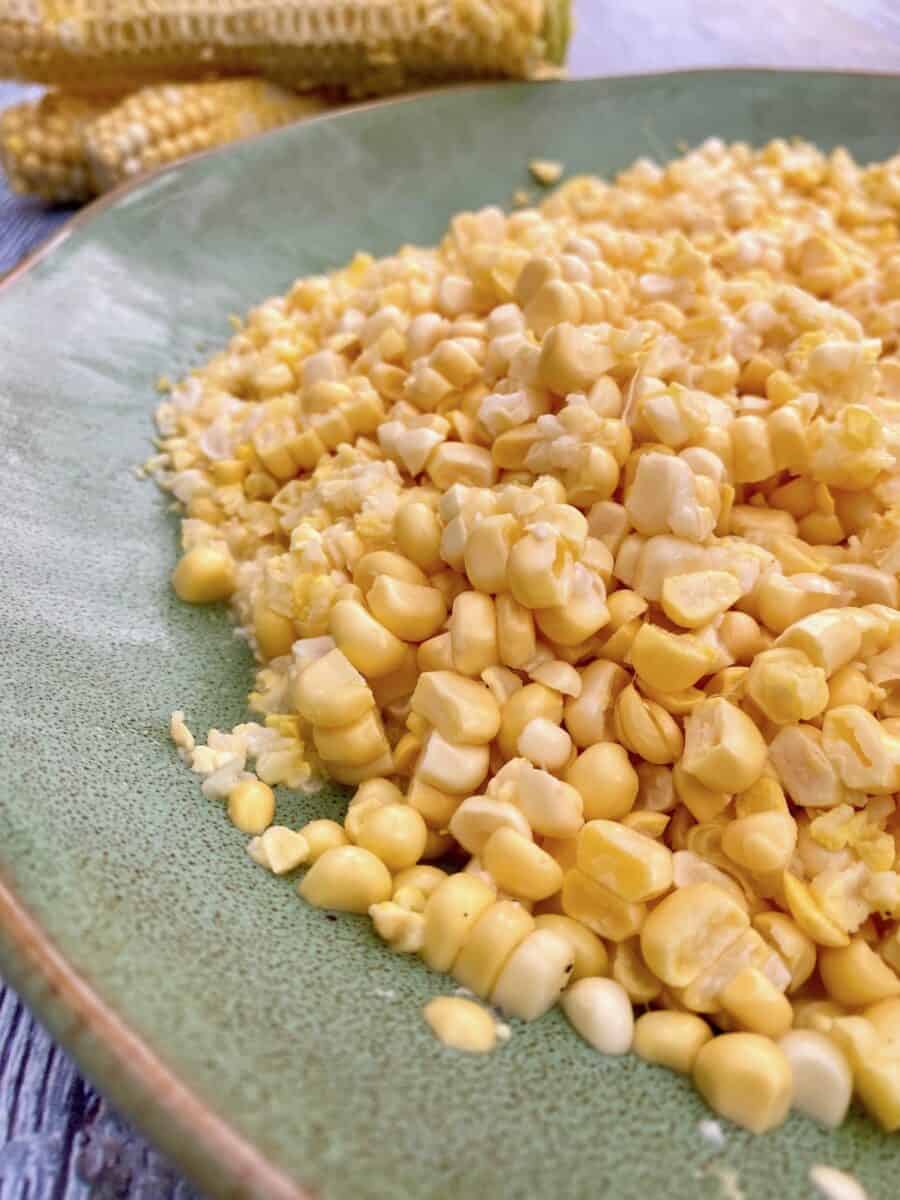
[2,72,900,1200]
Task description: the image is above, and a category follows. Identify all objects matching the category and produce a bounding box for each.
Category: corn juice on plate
[3,74,900,1200]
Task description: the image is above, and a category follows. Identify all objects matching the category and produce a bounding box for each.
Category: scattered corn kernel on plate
[3,72,900,1200]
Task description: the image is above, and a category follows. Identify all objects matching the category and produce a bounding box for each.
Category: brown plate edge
[0,874,312,1200]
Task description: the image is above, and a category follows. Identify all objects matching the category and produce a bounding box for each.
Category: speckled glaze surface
[2,73,900,1200]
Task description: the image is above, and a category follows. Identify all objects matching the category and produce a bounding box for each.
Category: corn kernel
[533,914,609,982]
[227,779,275,834]
[693,1033,792,1134]
[558,753,638,839]
[483,827,564,902]
[561,977,634,1054]
[299,845,392,913]
[451,899,535,997]
[577,820,673,902]
[492,928,575,1021]
[633,1011,712,1074]
[640,883,749,987]
[819,937,900,1008]
[299,819,348,862]
[172,543,235,604]
[561,869,647,941]
[682,697,767,793]
[778,1029,853,1128]
[424,996,498,1054]
[421,874,496,972]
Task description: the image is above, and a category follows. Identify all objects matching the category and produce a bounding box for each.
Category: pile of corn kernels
[152,137,900,1136]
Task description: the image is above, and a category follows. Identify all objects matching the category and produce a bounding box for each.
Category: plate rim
[2,67,899,1199]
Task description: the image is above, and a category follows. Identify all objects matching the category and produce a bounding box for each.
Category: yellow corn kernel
[367,575,447,642]
[392,885,427,913]
[828,563,899,608]
[483,827,564,901]
[629,624,714,692]
[661,570,742,629]
[855,1055,900,1132]
[369,901,425,954]
[745,648,829,725]
[753,912,816,993]
[681,697,767,793]
[719,966,793,1038]
[464,514,520,594]
[633,1011,713,1074]
[693,1033,792,1134]
[353,551,428,594]
[508,762,581,837]
[491,928,576,1021]
[819,937,900,1008]
[533,914,609,982]
[292,648,374,728]
[613,684,683,765]
[393,864,447,902]
[564,660,629,747]
[172,543,235,604]
[313,708,388,767]
[406,777,460,830]
[577,820,673,903]
[415,730,490,796]
[611,937,661,1004]
[672,763,731,823]
[538,322,615,396]
[328,600,408,679]
[344,778,403,839]
[495,591,537,668]
[865,998,900,1046]
[822,705,900,794]
[252,601,296,661]
[410,670,501,745]
[561,869,647,941]
[417,632,456,673]
[298,819,348,863]
[355,802,428,871]
[827,664,880,711]
[299,845,392,913]
[714,610,764,666]
[451,900,535,998]
[394,501,443,573]
[775,608,861,676]
[561,977,634,1054]
[782,872,850,948]
[421,874,497,972]
[565,743,638,821]
[640,883,749,988]
[498,683,564,760]
[227,778,275,834]
[449,591,498,676]
[517,717,572,771]
[448,794,532,856]
[721,811,797,873]
[423,997,498,1055]
[778,1029,853,1128]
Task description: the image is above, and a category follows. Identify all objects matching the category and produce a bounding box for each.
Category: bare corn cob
[0,0,571,96]
[0,88,112,202]
[84,78,326,191]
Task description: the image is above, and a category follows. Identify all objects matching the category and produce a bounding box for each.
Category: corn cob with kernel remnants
[84,78,326,191]
[0,0,570,96]
[0,88,112,202]
[0,77,326,203]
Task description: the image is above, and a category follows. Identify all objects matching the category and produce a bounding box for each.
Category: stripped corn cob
[0,88,112,202]
[0,0,570,96]
[84,78,326,191]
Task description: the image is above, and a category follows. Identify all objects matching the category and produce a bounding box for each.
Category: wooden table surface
[1,1,899,1196]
